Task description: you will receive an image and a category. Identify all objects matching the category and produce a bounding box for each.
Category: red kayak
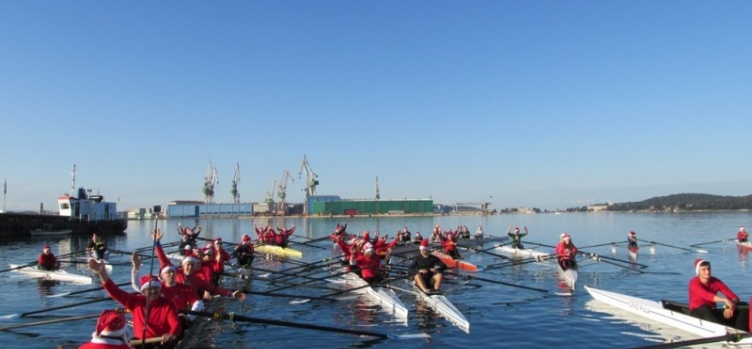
[431,251,479,272]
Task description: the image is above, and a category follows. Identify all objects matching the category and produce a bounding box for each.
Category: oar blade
[390,333,431,339]
[0,313,20,320]
[289,299,311,305]
[44,292,72,298]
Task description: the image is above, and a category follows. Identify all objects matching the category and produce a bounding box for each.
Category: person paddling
[87,234,108,261]
[408,239,447,295]
[688,258,749,331]
[507,226,528,249]
[89,259,182,347]
[78,309,131,349]
[37,245,60,271]
[627,231,639,250]
[738,226,748,243]
[349,247,385,285]
[232,234,255,269]
[131,253,204,327]
[555,233,578,270]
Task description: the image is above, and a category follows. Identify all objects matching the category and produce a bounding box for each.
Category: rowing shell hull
[255,245,303,258]
[431,251,478,272]
[10,264,92,284]
[412,284,470,333]
[585,286,752,343]
[736,242,752,251]
[494,245,550,259]
[628,246,639,259]
[338,272,409,321]
[557,264,577,290]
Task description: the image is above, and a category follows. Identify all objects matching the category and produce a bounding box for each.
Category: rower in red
[555,233,578,270]
[738,226,748,243]
[37,245,60,271]
[689,258,749,331]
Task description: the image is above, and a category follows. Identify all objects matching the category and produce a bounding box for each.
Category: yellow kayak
[255,244,303,258]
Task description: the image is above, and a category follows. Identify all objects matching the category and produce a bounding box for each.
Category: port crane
[298,155,319,215]
[230,162,240,204]
[277,170,294,215]
[264,179,277,212]
[202,161,218,204]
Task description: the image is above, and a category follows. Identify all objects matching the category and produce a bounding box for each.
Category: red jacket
[688,276,739,310]
[555,243,578,261]
[37,253,57,269]
[351,254,381,279]
[162,282,201,312]
[102,278,181,339]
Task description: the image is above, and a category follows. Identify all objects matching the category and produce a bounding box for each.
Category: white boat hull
[494,245,550,259]
[335,271,409,321]
[585,286,751,343]
[558,263,577,290]
[30,229,73,236]
[412,283,470,333]
[10,264,92,284]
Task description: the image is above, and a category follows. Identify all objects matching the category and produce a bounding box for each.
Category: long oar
[186,310,428,339]
[223,273,342,292]
[0,262,38,274]
[0,296,112,319]
[627,332,752,349]
[581,252,649,269]
[45,281,131,298]
[645,240,708,254]
[443,271,572,296]
[482,254,555,270]
[0,312,102,331]
[289,282,376,304]
[690,238,736,248]
[459,245,510,261]
[585,254,644,273]
[580,241,623,249]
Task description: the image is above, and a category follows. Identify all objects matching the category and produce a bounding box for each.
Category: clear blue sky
[2,1,751,212]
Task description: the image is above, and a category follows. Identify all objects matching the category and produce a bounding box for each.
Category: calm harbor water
[1,212,752,349]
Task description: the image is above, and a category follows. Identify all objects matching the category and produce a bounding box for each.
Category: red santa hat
[363,231,370,241]
[561,233,570,240]
[242,234,251,242]
[95,310,127,337]
[629,231,636,235]
[43,245,51,250]
[515,227,520,232]
[741,226,746,232]
[214,237,222,242]
[160,265,176,276]
[139,275,162,292]
[419,239,429,250]
[203,247,215,255]
[694,258,708,275]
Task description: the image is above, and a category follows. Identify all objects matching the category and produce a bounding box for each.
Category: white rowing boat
[585,286,752,345]
[557,262,577,290]
[494,244,550,259]
[411,283,470,333]
[332,271,409,322]
[10,264,92,284]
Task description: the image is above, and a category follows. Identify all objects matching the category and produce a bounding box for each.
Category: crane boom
[277,170,294,215]
[202,160,218,204]
[230,162,240,204]
[298,155,319,215]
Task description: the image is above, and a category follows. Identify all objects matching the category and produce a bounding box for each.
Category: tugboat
[0,165,127,237]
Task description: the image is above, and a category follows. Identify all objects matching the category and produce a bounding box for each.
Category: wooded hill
[606,193,752,211]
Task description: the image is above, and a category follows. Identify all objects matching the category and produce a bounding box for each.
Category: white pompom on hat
[694,258,708,275]
[419,239,429,250]
[182,256,199,265]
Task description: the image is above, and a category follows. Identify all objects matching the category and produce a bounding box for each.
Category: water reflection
[37,279,59,297]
